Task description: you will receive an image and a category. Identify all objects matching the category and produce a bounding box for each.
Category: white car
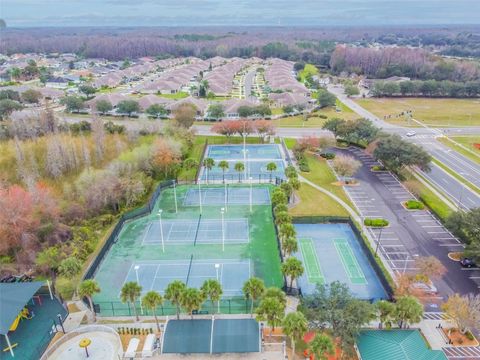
[406,131,416,137]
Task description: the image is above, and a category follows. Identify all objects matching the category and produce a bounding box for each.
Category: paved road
[335,147,480,303]
[243,69,257,101]
[328,85,480,209]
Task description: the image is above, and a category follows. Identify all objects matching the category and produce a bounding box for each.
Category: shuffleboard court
[183,186,271,206]
[334,239,367,285]
[142,218,249,245]
[123,259,251,297]
[299,238,325,285]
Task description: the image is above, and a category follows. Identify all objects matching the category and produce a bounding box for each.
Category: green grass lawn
[273,106,357,128]
[355,98,480,127]
[437,136,480,165]
[289,153,353,217]
[158,91,189,100]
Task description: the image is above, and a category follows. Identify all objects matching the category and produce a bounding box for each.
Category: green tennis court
[299,238,325,285]
[92,184,284,311]
[334,239,367,285]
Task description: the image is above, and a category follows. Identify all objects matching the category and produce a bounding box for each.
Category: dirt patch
[443,328,479,347]
[331,181,359,187]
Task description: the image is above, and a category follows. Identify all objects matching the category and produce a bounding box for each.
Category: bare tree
[332,154,361,181]
[91,115,105,162]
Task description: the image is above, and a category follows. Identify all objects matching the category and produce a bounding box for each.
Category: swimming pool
[293,222,388,301]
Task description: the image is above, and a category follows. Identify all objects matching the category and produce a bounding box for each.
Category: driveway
[333,147,479,306]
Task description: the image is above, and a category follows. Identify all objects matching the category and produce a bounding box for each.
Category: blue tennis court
[294,223,387,301]
[200,145,286,182]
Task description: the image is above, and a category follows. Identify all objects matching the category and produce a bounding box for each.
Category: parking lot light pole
[374,227,383,256]
[221,208,225,252]
[158,209,165,253]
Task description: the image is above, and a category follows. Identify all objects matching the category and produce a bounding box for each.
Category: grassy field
[158,91,189,100]
[286,142,353,217]
[437,136,480,165]
[273,103,357,128]
[355,98,480,127]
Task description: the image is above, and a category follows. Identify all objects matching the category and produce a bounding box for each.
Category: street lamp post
[374,227,383,256]
[224,181,228,212]
[158,209,165,253]
[221,208,225,252]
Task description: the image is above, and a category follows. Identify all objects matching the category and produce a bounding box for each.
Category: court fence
[198,173,285,184]
[292,216,394,299]
[281,138,293,165]
[83,179,174,281]
[93,299,260,317]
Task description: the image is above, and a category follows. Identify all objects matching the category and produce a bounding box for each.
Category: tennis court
[123,258,251,297]
[294,223,387,300]
[142,218,249,245]
[200,144,286,182]
[92,184,284,310]
[162,319,260,354]
[183,186,271,206]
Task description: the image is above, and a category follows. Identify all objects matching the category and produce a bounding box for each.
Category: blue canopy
[0,282,43,335]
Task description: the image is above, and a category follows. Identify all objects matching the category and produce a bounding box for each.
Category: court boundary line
[299,238,325,285]
[333,238,368,285]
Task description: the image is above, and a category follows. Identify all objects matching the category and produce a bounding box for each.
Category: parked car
[460,258,477,268]
[406,131,416,137]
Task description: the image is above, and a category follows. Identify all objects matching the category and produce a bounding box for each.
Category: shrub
[371,165,386,171]
[318,114,328,119]
[466,332,475,341]
[298,158,310,172]
[320,152,336,160]
[404,200,425,210]
[364,218,389,227]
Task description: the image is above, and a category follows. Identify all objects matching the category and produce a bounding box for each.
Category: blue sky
[2,0,480,27]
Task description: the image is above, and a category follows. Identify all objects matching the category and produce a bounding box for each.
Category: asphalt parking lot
[333,147,480,302]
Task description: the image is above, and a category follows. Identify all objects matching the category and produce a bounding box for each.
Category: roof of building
[357,330,448,360]
[0,282,44,335]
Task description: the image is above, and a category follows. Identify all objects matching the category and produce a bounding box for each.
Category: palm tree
[200,279,223,314]
[281,257,304,288]
[283,312,308,360]
[78,279,101,322]
[121,281,143,321]
[164,280,187,320]
[218,160,229,183]
[183,158,199,172]
[376,300,395,329]
[394,295,423,329]
[263,287,287,308]
[309,333,335,360]
[282,237,298,257]
[274,211,291,226]
[243,277,266,317]
[142,291,163,332]
[266,162,277,182]
[203,158,215,183]
[279,223,296,242]
[180,287,205,319]
[234,162,245,182]
[273,204,288,216]
[256,297,285,338]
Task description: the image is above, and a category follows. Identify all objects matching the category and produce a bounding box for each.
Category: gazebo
[0,282,52,357]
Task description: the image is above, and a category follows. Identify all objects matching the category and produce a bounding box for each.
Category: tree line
[371,80,480,98]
